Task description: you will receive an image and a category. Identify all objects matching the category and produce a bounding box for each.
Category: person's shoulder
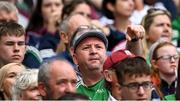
[164,94,176,101]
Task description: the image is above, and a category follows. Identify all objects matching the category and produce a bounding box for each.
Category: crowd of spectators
[0,0,180,100]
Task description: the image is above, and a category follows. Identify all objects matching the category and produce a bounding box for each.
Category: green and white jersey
[77,79,109,100]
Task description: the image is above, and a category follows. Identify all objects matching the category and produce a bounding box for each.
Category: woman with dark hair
[61,0,91,20]
[26,0,63,55]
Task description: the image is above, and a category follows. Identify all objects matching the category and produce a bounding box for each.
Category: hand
[47,11,61,25]
[46,11,61,33]
[126,25,145,42]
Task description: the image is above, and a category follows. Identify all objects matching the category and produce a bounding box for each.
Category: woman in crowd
[141,8,172,59]
[12,69,41,100]
[0,63,26,100]
[26,0,63,54]
[150,40,179,98]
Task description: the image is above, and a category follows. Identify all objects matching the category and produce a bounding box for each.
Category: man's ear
[38,82,47,97]
[70,47,78,65]
[103,70,113,82]
[60,32,68,43]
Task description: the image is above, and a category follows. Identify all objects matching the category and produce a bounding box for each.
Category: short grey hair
[38,61,50,88]
[0,1,18,13]
[59,14,76,34]
[12,69,39,100]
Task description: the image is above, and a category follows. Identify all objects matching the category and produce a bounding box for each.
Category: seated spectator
[150,39,179,97]
[26,0,63,55]
[0,63,26,100]
[141,8,172,59]
[70,24,146,100]
[0,1,42,68]
[12,69,41,100]
[0,22,26,67]
[38,59,77,100]
[115,56,153,100]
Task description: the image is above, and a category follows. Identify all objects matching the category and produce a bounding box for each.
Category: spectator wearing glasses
[150,39,179,97]
[140,8,173,59]
[114,54,153,100]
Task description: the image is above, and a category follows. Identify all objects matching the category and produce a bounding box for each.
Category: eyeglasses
[121,81,153,92]
[156,55,179,61]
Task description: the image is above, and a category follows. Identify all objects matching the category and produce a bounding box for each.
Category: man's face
[45,61,77,99]
[73,37,107,74]
[121,74,152,101]
[0,35,26,65]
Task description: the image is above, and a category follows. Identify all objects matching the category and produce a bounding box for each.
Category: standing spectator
[0,22,26,67]
[0,63,26,100]
[38,59,77,100]
[12,69,41,100]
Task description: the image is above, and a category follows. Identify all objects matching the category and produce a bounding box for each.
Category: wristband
[131,38,139,42]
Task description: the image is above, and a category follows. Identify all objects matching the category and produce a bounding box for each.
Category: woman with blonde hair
[141,8,172,59]
[12,69,41,100]
[0,63,26,100]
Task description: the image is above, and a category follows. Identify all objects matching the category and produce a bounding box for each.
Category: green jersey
[77,79,109,100]
[164,94,175,101]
